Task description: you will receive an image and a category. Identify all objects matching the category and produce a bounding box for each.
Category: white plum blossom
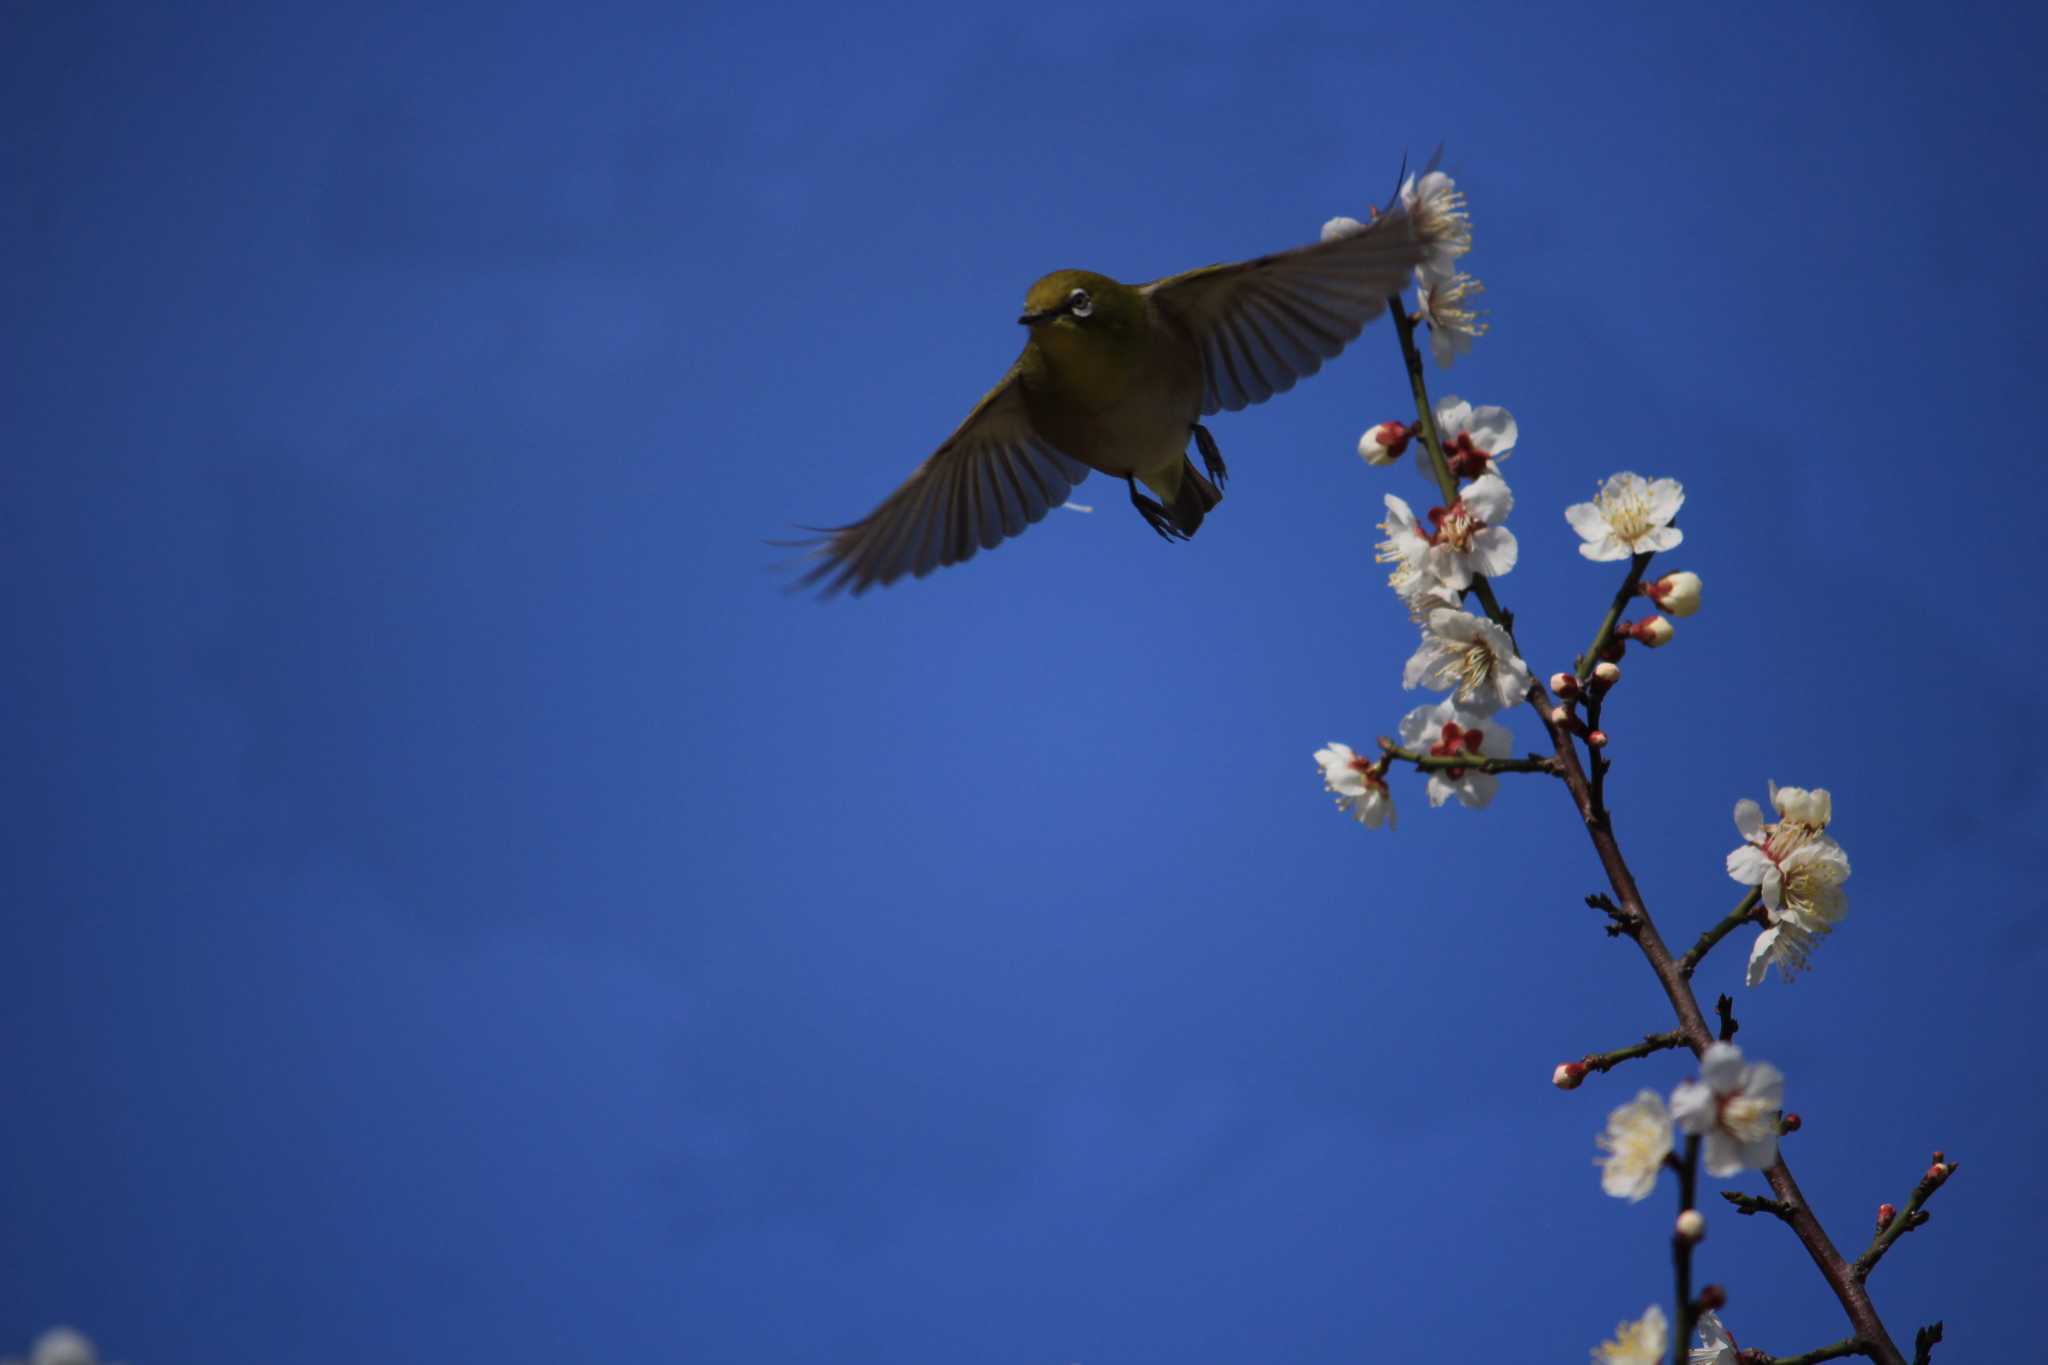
[1313,742,1396,830]
[1691,1312,1738,1365]
[1398,698,1512,809]
[1375,494,1431,575]
[1427,394,1517,483]
[1595,1089,1674,1202]
[1424,474,1518,590]
[1320,215,1366,242]
[1417,270,1488,368]
[1400,170,1471,283]
[1671,1042,1784,1177]
[1566,473,1685,561]
[1404,609,1532,715]
[1727,782,1850,984]
[1388,558,1459,622]
[1591,1306,1668,1365]
[0,1328,121,1365]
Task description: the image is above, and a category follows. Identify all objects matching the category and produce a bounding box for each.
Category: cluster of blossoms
[1727,781,1852,985]
[1322,165,1483,368]
[1591,1305,1738,1365]
[1587,1043,1784,1362]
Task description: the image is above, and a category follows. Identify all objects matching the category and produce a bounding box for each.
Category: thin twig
[1723,1189,1797,1224]
[1853,1159,1958,1282]
[1716,994,1740,1043]
[1376,739,1561,776]
[1680,888,1764,978]
[1750,1339,1871,1365]
[1672,1135,1701,1365]
[1911,1323,1943,1365]
[1579,1029,1687,1076]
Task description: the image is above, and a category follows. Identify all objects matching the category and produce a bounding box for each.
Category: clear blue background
[4,1,2041,1360]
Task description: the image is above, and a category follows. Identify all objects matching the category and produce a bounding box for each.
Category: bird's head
[1018,270,1141,336]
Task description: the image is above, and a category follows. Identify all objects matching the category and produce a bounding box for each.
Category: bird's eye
[1068,289,1093,318]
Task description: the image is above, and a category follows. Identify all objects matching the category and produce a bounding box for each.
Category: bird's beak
[1018,309,1049,327]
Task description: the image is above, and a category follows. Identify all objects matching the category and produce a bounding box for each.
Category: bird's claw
[1192,423,1228,490]
[1126,478,1186,543]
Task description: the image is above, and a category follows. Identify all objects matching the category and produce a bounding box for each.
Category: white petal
[1669,1078,1714,1133]
[1579,535,1629,562]
[1462,473,1513,523]
[1398,704,1438,748]
[1564,500,1607,539]
[1434,394,1472,436]
[1461,770,1499,808]
[1320,215,1366,242]
[1733,798,1765,842]
[1642,525,1685,553]
[1699,1042,1746,1094]
[1646,478,1686,523]
[1469,404,1517,454]
[1702,1131,1745,1178]
[1426,773,1453,807]
[1742,1060,1785,1110]
[1470,527,1518,577]
[1746,927,1778,987]
[1726,846,1770,885]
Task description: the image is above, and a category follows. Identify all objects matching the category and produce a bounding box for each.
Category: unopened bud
[1645,571,1703,617]
[1675,1208,1707,1243]
[1931,1149,1945,1166]
[1552,1061,1587,1090]
[1696,1284,1727,1313]
[1591,660,1622,691]
[1585,730,1609,749]
[1629,615,1675,648]
[1876,1202,1897,1230]
[1927,1161,1951,1183]
[1359,422,1411,466]
[1549,671,1580,699]
[1780,1112,1802,1134]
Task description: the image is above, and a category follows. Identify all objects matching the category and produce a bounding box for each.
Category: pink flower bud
[1549,671,1580,698]
[1877,1202,1897,1231]
[1585,730,1609,749]
[1645,571,1702,617]
[1675,1208,1706,1243]
[1358,422,1411,466]
[1552,1061,1587,1090]
[1591,661,1622,690]
[1780,1112,1802,1134]
[1629,615,1675,648]
[1696,1284,1727,1313]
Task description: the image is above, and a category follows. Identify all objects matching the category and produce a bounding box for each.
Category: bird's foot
[1126,477,1186,543]
[1192,423,1228,489]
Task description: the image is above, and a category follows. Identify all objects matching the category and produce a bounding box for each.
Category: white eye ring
[1068,289,1093,318]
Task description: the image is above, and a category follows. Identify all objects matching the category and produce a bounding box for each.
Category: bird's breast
[1020,328,1203,480]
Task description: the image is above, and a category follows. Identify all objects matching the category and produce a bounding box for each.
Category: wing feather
[1143,204,1428,416]
[795,369,1086,596]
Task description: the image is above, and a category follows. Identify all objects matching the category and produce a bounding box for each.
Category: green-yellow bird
[797,186,1437,595]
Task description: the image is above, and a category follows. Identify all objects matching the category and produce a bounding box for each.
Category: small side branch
[1723,1189,1796,1224]
[1715,994,1741,1043]
[1680,889,1765,978]
[1747,1339,1872,1365]
[1853,1157,1959,1283]
[1911,1323,1943,1365]
[1377,739,1561,777]
[1578,1029,1687,1076]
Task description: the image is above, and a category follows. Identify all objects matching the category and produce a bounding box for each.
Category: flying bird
[796,185,1437,595]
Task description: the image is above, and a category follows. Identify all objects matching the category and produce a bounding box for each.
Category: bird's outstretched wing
[1142,206,1426,415]
[794,367,1090,596]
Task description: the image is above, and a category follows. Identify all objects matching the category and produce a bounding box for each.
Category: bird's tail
[1164,457,1223,537]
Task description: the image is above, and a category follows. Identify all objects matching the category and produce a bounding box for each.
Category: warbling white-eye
[798,181,1436,595]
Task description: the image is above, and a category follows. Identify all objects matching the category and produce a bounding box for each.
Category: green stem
[1376,741,1560,777]
[1679,888,1765,978]
[1576,552,1654,679]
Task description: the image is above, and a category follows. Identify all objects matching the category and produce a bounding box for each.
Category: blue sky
[4,1,2044,1360]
